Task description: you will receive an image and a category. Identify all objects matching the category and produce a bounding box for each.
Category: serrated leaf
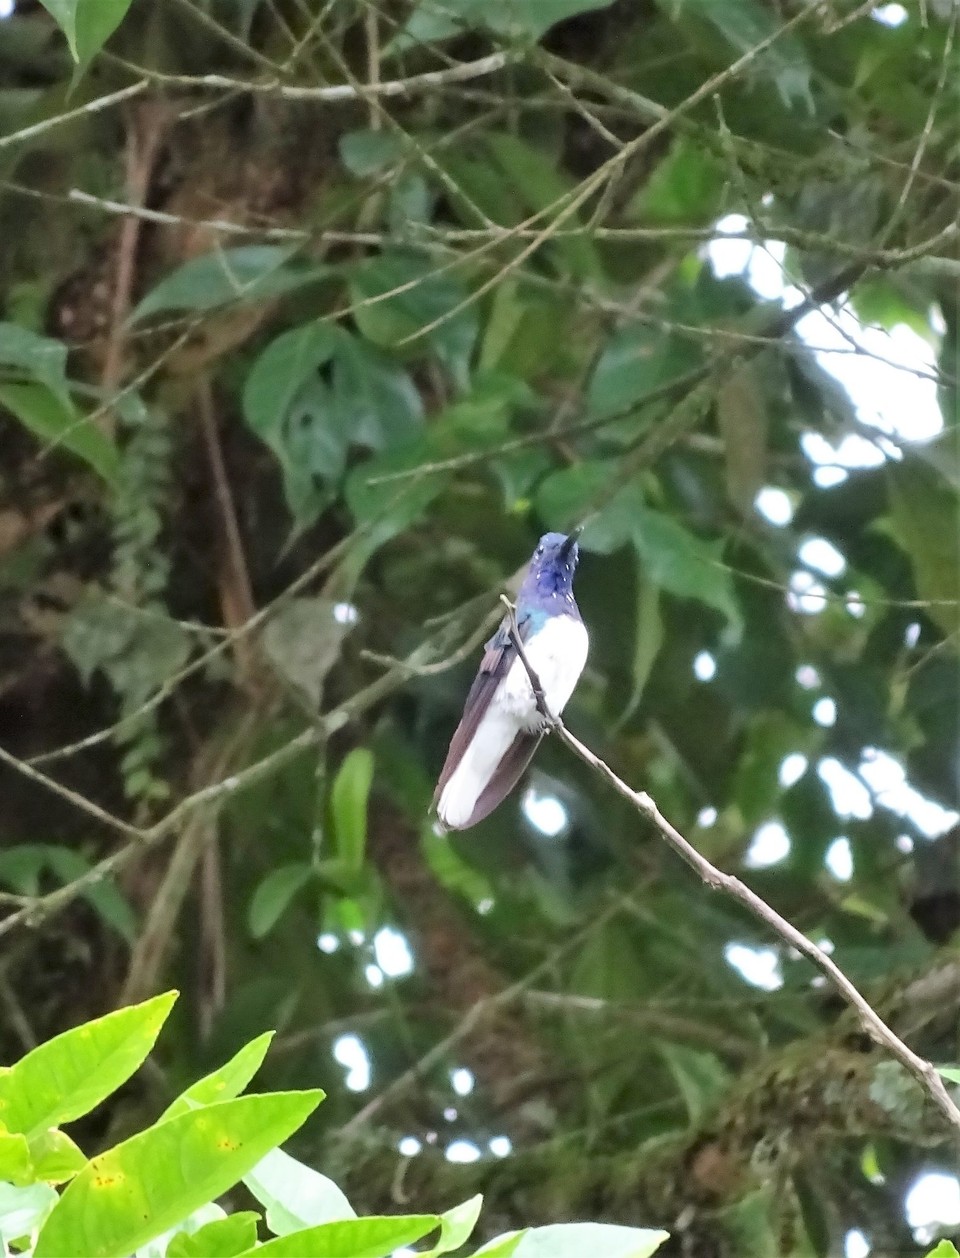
[237,1214,439,1258]
[160,1032,276,1122]
[0,381,120,484]
[34,1090,324,1258]
[247,865,314,939]
[0,992,176,1139]
[332,748,375,872]
[244,1146,356,1234]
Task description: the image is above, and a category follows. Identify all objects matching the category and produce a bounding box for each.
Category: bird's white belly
[495,615,589,729]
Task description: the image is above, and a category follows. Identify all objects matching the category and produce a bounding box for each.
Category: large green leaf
[329,329,424,449]
[237,1214,439,1257]
[0,382,120,484]
[159,1032,276,1122]
[0,992,176,1139]
[331,748,374,872]
[34,1090,324,1258]
[244,1147,355,1234]
[634,507,740,630]
[38,0,133,67]
[131,247,322,320]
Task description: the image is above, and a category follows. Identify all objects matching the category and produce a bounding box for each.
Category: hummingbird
[433,531,588,831]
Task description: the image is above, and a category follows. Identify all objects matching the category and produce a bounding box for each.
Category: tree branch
[499,599,960,1139]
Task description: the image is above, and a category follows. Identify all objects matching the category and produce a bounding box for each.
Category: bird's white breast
[495,615,589,729]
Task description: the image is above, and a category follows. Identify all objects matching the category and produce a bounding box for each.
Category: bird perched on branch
[433,531,588,831]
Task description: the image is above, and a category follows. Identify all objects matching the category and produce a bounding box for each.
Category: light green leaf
[34,1090,324,1258]
[38,0,133,68]
[332,748,375,872]
[658,1044,731,1126]
[340,129,405,177]
[167,1212,260,1257]
[28,1127,87,1184]
[159,1031,276,1122]
[0,322,70,403]
[244,1146,356,1235]
[237,1214,439,1258]
[936,1066,960,1085]
[471,1233,528,1257]
[422,1195,483,1256]
[248,865,314,939]
[0,1181,58,1245]
[0,991,177,1139]
[925,1243,960,1258]
[0,381,120,484]
[131,246,318,320]
[0,1129,31,1183]
[508,1223,669,1258]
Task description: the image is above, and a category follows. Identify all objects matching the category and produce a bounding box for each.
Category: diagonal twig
[499,599,960,1139]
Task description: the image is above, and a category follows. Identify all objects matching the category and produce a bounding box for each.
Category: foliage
[0,995,668,1258]
[0,0,958,1255]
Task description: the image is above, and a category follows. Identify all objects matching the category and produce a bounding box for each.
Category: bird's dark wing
[431,609,530,811]
[461,730,542,829]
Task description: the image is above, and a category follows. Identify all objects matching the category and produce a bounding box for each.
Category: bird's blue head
[522,530,581,601]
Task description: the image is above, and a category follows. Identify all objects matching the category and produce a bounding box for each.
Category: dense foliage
[0,0,959,1253]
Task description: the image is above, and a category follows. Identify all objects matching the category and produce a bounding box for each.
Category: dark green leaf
[38,0,133,67]
[132,247,322,320]
[0,382,120,484]
[247,865,314,939]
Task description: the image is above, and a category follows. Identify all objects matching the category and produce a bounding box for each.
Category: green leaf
[587,324,696,421]
[263,597,356,706]
[131,247,320,320]
[0,322,70,403]
[348,252,478,389]
[159,1031,276,1122]
[167,1213,260,1258]
[34,1090,324,1258]
[471,1234,527,1257]
[665,0,812,109]
[485,133,601,280]
[331,748,375,872]
[0,991,177,1139]
[28,1128,87,1184]
[330,329,424,449]
[629,137,726,225]
[242,321,344,526]
[0,1129,31,1183]
[634,507,740,630]
[925,1243,960,1258]
[0,844,137,943]
[389,0,616,50]
[248,865,315,939]
[888,461,960,640]
[936,1066,960,1085]
[244,1146,356,1235]
[507,1223,669,1258]
[615,566,662,729]
[422,1195,483,1256]
[38,0,133,68]
[0,382,120,484]
[658,1044,731,1125]
[717,362,767,515]
[237,1214,439,1258]
[339,129,405,176]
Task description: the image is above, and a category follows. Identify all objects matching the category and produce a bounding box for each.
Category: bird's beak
[560,526,582,560]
